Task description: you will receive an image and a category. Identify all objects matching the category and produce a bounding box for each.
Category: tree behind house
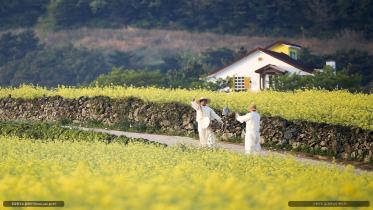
[270,66,362,92]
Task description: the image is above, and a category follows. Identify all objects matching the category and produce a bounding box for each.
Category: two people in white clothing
[191,97,261,154]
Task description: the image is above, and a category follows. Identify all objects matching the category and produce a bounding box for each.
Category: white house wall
[207,50,312,91]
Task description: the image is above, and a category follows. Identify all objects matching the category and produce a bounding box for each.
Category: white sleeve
[210,109,223,124]
[191,101,200,111]
[236,113,251,123]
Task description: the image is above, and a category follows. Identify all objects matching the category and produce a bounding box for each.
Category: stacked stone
[0,96,371,163]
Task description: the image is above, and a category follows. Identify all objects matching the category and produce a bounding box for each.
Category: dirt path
[67,126,371,173]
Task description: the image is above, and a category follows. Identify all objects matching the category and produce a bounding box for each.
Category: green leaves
[270,66,362,92]
[0,31,109,87]
[0,121,164,146]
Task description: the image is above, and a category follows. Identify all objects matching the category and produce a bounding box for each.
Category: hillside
[2,0,373,66]
[1,27,372,90]
[3,0,373,40]
[37,27,373,56]
[1,1,373,89]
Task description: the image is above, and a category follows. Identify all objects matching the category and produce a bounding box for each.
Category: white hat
[198,97,210,104]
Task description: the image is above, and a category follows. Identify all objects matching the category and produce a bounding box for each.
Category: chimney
[325,60,336,70]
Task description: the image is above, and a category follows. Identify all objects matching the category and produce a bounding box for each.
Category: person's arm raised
[191,98,200,110]
[236,113,251,123]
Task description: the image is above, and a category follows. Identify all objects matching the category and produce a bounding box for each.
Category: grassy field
[0,136,372,210]
[1,85,372,130]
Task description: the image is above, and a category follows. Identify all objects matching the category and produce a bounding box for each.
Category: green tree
[0,0,49,29]
[271,66,362,91]
[42,0,93,29]
[0,45,108,87]
[2,0,373,39]
[299,48,324,69]
[300,48,373,90]
[92,67,167,87]
[0,30,42,66]
[330,50,373,87]
[200,48,235,75]
[107,51,143,69]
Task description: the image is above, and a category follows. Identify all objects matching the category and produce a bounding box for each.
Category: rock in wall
[0,96,371,163]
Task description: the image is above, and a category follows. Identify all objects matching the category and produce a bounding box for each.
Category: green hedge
[0,121,165,146]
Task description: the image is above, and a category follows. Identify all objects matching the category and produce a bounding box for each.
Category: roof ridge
[265,41,302,49]
[207,47,313,77]
[260,49,313,73]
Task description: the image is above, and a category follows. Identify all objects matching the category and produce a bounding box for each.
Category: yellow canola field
[0,85,372,130]
[0,136,372,210]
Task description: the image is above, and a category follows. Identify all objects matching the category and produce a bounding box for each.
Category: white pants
[245,131,261,154]
[198,125,217,147]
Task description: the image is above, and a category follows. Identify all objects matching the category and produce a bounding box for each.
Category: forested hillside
[1,0,373,39]
[0,31,108,86]
[0,0,373,91]
[1,30,372,90]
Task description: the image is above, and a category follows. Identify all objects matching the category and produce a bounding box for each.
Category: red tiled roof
[207,48,313,77]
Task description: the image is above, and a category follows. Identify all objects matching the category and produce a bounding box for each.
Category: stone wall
[0,96,372,163]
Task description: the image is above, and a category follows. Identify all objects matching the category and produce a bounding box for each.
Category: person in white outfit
[236,104,261,154]
[191,97,223,147]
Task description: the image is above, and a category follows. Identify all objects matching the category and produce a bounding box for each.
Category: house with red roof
[206,41,314,91]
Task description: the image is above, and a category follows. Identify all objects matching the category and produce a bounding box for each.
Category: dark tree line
[0,0,49,28]
[0,30,235,87]
[96,48,236,89]
[300,49,373,89]
[0,31,109,87]
[1,0,373,39]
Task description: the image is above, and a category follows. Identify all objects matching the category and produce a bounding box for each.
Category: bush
[92,68,167,87]
[0,121,165,146]
[270,66,362,92]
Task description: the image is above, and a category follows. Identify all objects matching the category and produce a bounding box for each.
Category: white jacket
[236,111,260,134]
[191,101,223,125]
[236,111,261,154]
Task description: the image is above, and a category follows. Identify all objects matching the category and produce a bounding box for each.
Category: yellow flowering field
[0,136,372,210]
[0,85,372,130]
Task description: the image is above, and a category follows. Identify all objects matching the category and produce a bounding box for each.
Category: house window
[233,76,250,91]
[289,50,297,60]
[234,76,245,91]
[230,76,251,91]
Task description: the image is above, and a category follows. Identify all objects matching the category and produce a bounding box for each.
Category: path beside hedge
[67,126,371,172]
[2,96,371,164]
